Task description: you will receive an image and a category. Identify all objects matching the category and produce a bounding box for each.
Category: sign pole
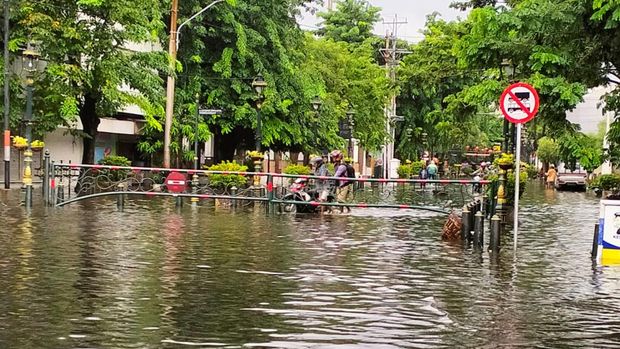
[513,122,522,250]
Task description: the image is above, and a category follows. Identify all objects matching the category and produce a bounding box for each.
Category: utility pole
[3,0,10,189]
[327,0,334,10]
[379,15,410,179]
[163,0,179,169]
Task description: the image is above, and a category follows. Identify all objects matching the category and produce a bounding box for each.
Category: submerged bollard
[473,211,484,248]
[175,195,183,208]
[592,223,600,260]
[489,215,501,253]
[231,186,237,209]
[469,204,476,236]
[116,193,124,210]
[461,205,471,242]
[116,183,125,211]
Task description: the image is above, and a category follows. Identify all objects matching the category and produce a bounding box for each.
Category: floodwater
[0,182,617,348]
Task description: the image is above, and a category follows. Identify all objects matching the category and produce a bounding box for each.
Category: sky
[298,0,466,42]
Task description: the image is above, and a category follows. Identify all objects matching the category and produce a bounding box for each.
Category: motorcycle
[281,177,335,213]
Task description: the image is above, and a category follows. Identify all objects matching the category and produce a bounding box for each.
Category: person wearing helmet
[312,156,330,202]
[331,150,351,213]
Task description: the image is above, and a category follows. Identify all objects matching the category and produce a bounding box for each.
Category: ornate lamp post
[346,106,355,158]
[21,44,40,209]
[251,74,267,152]
[501,59,516,153]
[251,74,267,186]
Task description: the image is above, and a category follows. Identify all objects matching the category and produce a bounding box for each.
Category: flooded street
[1,182,618,348]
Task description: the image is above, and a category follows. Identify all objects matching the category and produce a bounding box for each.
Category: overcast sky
[299,0,466,42]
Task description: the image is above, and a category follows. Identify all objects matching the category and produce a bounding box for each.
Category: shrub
[590,174,620,191]
[397,163,413,178]
[95,155,132,182]
[524,163,538,179]
[283,164,311,175]
[411,160,425,175]
[98,155,131,167]
[207,161,248,188]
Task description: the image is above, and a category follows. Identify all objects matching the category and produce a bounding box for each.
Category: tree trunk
[80,94,99,165]
[290,151,300,165]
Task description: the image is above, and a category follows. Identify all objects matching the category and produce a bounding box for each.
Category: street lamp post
[193,93,200,171]
[163,0,226,168]
[21,45,40,209]
[311,96,322,155]
[346,107,355,158]
[251,74,267,152]
[501,59,516,154]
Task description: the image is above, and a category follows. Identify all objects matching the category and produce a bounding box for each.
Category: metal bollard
[461,205,471,242]
[190,173,199,207]
[116,183,125,210]
[43,150,50,205]
[117,193,124,210]
[489,215,501,253]
[469,204,476,235]
[592,223,600,260]
[231,186,237,209]
[473,211,484,248]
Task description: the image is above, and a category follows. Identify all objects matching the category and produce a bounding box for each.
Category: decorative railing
[45,162,493,213]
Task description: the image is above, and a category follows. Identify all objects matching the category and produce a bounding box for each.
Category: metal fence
[43,160,493,214]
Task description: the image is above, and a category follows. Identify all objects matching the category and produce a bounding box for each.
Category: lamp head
[22,46,40,74]
[311,96,322,112]
[501,59,515,79]
[251,74,267,96]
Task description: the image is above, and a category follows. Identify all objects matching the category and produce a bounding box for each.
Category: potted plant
[12,136,28,150]
[247,150,264,162]
[31,140,44,151]
[496,153,515,170]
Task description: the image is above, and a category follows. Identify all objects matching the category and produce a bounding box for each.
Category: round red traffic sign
[165,171,188,193]
[499,82,539,124]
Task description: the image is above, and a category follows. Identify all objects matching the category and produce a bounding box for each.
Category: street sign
[165,171,188,193]
[498,82,539,251]
[499,82,539,124]
[199,109,222,115]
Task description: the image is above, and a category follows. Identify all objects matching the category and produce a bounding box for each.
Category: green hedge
[207,161,248,188]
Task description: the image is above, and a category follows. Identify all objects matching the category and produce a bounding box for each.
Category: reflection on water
[0,182,618,348]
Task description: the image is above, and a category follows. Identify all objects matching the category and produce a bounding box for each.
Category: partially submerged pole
[461,205,471,242]
[473,211,484,248]
[489,215,501,253]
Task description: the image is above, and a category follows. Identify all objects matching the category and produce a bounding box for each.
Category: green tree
[536,136,560,167]
[316,0,381,45]
[10,0,168,164]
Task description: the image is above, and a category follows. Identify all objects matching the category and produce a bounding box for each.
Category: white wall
[45,128,83,164]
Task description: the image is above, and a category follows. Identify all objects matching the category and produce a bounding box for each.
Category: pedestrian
[427,160,439,180]
[545,165,557,189]
[312,156,330,201]
[331,150,351,213]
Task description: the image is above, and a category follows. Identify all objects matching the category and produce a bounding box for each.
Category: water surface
[0,183,616,348]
